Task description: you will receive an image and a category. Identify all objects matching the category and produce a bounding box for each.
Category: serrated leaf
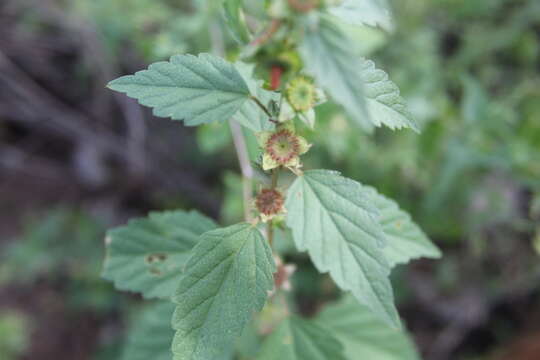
[121,302,176,360]
[222,0,251,44]
[285,170,400,328]
[363,186,442,267]
[171,223,276,360]
[102,210,217,299]
[258,316,346,360]
[359,58,419,132]
[107,53,251,126]
[328,0,393,31]
[300,16,417,132]
[316,296,420,360]
[234,62,277,131]
[120,302,238,360]
[299,15,371,130]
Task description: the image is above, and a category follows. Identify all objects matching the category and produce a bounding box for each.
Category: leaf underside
[102,210,217,299]
[223,0,251,44]
[285,170,400,328]
[300,15,417,132]
[360,58,419,132]
[107,53,251,126]
[258,316,346,360]
[363,186,442,267]
[316,296,420,360]
[328,0,394,31]
[234,62,277,132]
[300,16,371,130]
[171,223,276,360]
[121,301,176,360]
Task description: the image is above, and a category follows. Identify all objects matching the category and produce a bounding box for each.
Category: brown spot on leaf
[145,253,168,264]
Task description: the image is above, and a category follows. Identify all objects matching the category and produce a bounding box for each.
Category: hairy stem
[271,168,279,188]
[211,19,255,222]
[267,221,274,247]
[266,168,280,246]
[229,120,254,221]
[250,95,273,119]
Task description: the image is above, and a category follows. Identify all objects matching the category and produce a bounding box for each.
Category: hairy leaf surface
[121,301,176,360]
[171,223,276,360]
[258,316,346,360]
[102,210,217,299]
[328,0,393,31]
[107,53,250,126]
[360,58,419,132]
[235,62,277,131]
[300,16,417,132]
[317,296,420,360]
[285,170,400,328]
[299,16,370,130]
[364,186,442,267]
[223,0,251,44]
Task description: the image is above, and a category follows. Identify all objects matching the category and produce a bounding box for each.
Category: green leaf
[171,223,276,360]
[121,301,176,360]
[102,210,217,299]
[299,16,370,130]
[359,58,419,132]
[258,316,346,360]
[234,62,277,131]
[236,320,263,359]
[363,186,442,267]
[328,0,393,31]
[222,0,251,44]
[300,16,417,132]
[121,301,238,360]
[285,170,400,328]
[107,53,251,126]
[316,296,420,360]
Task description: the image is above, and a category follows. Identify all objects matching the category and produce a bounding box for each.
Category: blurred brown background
[1,0,540,359]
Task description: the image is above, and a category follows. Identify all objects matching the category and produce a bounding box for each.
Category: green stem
[266,168,280,247]
[267,220,274,247]
[250,95,273,119]
[271,168,279,188]
[229,120,254,221]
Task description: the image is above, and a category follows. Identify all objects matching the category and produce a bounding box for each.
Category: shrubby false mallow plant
[103,0,442,359]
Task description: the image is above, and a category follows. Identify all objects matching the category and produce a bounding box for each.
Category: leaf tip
[411,123,422,134]
[431,246,443,259]
[106,79,123,92]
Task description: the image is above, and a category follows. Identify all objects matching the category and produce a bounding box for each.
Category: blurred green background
[0,0,539,359]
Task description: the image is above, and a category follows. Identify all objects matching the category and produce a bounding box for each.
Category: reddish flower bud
[256,189,285,217]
